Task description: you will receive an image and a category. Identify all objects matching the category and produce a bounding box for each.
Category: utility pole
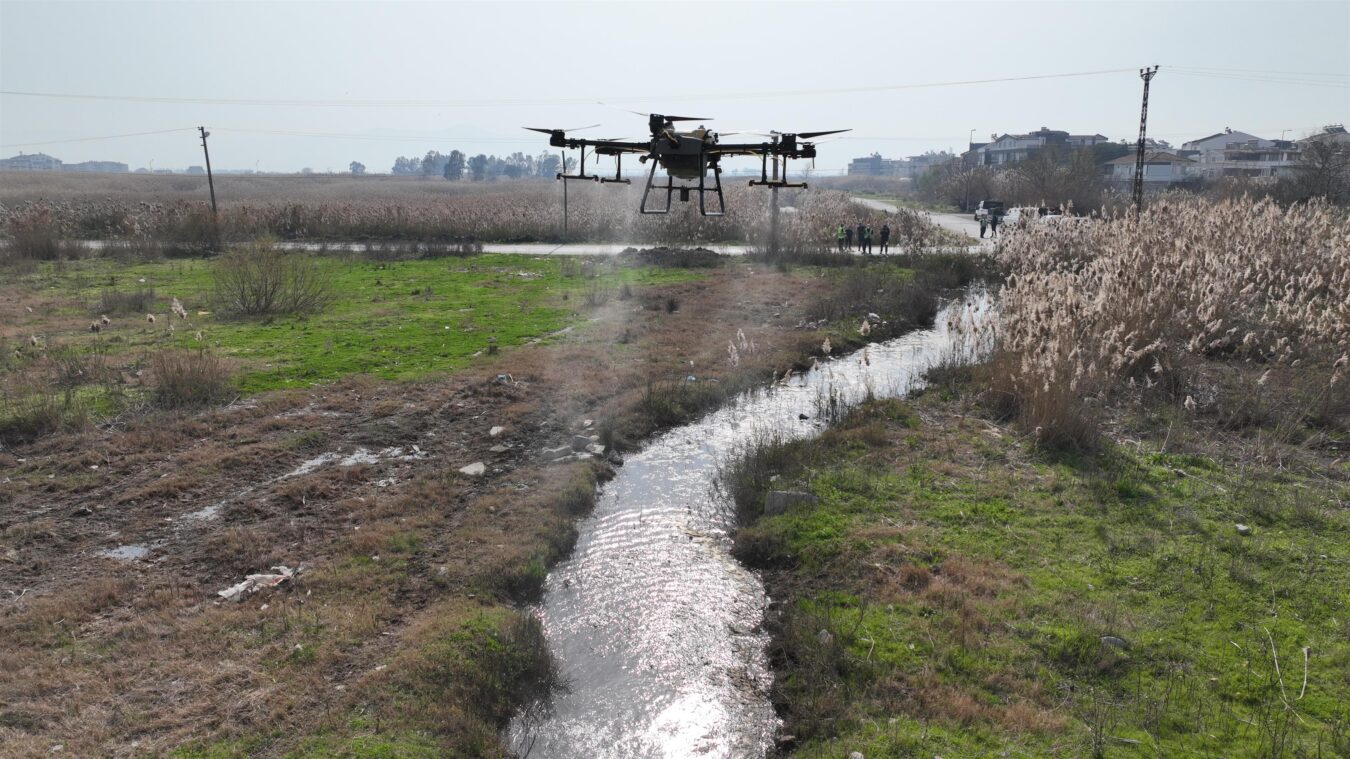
[1132,66,1159,215]
[560,150,568,238]
[963,128,977,212]
[768,140,780,255]
[198,126,218,217]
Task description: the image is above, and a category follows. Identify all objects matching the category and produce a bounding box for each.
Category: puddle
[96,544,150,561]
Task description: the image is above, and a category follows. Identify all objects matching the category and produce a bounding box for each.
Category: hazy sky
[2,0,1347,173]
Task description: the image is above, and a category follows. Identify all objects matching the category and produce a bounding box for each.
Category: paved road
[850,196,991,249]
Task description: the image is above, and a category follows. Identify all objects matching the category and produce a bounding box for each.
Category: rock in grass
[765,491,819,516]
[571,434,593,451]
[458,462,486,476]
[1236,523,1252,536]
[816,629,833,646]
[1101,635,1129,650]
[489,425,505,437]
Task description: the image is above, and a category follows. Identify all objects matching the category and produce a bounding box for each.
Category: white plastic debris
[217,565,298,602]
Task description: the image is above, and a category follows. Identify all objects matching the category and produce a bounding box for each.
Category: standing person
[856,223,866,254]
[879,223,890,254]
[844,225,853,251]
[863,225,873,254]
[836,224,846,251]
[978,214,988,239]
[988,210,1001,238]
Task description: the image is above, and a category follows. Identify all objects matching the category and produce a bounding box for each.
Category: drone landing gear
[639,162,726,216]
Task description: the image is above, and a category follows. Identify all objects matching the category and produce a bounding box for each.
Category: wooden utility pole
[1132,66,1159,215]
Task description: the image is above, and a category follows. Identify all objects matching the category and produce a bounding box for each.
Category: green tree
[444,150,466,181]
[468,154,489,181]
[349,161,366,175]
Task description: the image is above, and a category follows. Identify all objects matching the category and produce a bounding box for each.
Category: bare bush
[212,242,335,317]
[151,349,234,408]
[97,287,156,315]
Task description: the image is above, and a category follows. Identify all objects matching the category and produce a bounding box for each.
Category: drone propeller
[522,123,601,134]
[797,129,851,140]
[626,110,713,124]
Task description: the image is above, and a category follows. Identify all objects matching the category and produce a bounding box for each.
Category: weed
[212,241,334,317]
[151,349,234,408]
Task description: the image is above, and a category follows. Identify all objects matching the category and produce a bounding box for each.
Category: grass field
[726,395,1350,758]
[4,252,702,395]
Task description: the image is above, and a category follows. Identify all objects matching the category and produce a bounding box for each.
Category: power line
[1169,69,1350,89]
[0,68,1141,109]
[1167,64,1349,79]
[0,126,196,149]
[213,127,539,144]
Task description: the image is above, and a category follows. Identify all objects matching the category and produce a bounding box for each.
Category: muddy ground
[0,259,914,757]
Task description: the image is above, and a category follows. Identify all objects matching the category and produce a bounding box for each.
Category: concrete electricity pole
[198,126,218,217]
[1132,66,1159,215]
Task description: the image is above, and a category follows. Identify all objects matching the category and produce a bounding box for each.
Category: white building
[966,127,1109,167]
[1180,128,1299,179]
[0,152,62,171]
[1103,151,1197,188]
[62,160,130,173]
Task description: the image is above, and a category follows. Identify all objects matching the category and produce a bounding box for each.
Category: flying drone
[525,113,849,216]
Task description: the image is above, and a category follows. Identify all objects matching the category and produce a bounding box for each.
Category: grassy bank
[725,395,1350,757]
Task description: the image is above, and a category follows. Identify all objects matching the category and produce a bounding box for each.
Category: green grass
[730,398,1350,758]
[11,253,702,393]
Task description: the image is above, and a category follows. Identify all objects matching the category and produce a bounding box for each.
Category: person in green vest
[836,224,846,251]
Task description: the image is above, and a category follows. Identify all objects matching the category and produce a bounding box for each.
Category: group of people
[978,211,1002,239]
[836,222,890,254]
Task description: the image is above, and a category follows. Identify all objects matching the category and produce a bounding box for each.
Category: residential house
[62,160,130,173]
[848,153,906,177]
[848,151,957,178]
[0,152,62,171]
[966,127,1110,167]
[1180,128,1300,179]
[1103,151,1197,189]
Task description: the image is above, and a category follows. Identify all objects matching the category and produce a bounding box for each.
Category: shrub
[212,242,335,317]
[151,349,233,408]
[97,287,156,315]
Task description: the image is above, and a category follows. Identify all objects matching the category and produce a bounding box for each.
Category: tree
[1281,140,1350,204]
[422,151,448,178]
[536,153,561,178]
[349,161,366,175]
[392,156,422,175]
[468,154,489,181]
[444,150,466,181]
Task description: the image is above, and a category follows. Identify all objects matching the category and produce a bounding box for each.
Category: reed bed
[975,197,1350,447]
[1,174,930,251]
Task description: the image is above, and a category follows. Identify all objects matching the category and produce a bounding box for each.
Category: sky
[1,0,1347,174]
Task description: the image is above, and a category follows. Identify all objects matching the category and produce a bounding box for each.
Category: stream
[508,294,989,758]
